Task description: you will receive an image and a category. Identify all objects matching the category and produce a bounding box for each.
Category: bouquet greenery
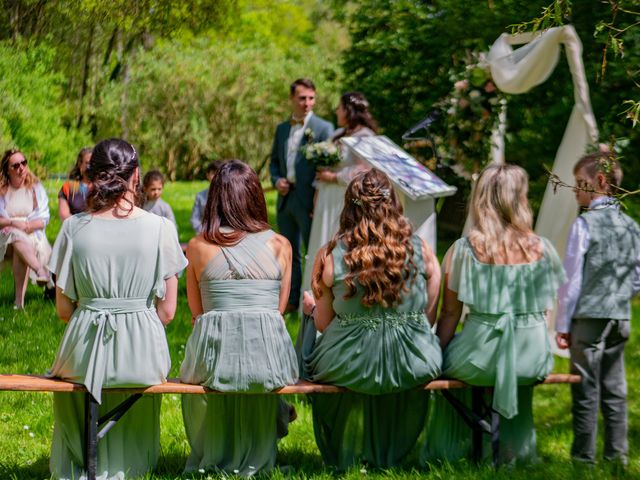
[302,140,342,168]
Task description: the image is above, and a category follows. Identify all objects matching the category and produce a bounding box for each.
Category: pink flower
[458,98,470,109]
[454,80,469,91]
[484,81,496,93]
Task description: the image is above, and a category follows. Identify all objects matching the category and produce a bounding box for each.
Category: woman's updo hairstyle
[337,91,378,137]
[86,138,140,213]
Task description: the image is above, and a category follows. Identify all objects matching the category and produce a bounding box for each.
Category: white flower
[23,425,29,430]
[29,432,35,438]
[469,89,481,99]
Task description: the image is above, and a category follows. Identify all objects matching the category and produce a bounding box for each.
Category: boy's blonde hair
[573,151,623,190]
[468,163,535,263]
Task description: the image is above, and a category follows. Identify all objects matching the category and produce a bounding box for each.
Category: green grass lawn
[0,180,638,479]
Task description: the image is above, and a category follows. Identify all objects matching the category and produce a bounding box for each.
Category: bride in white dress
[301,92,378,297]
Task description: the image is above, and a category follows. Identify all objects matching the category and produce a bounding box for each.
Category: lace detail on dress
[337,310,426,330]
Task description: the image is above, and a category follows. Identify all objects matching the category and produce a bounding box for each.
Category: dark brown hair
[205,160,224,175]
[289,78,316,95]
[574,150,623,191]
[143,169,165,188]
[68,147,93,181]
[335,91,378,138]
[86,138,140,213]
[313,169,417,308]
[202,160,269,246]
[1,149,39,193]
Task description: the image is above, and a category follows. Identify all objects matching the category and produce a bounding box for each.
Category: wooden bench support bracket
[83,392,144,480]
[441,388,501,467]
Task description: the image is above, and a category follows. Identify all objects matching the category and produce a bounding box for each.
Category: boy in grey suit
[269,78,334,311]
[556,151,640,466]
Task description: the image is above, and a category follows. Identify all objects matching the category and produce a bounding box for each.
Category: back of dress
[198,230,282,312]
[305,234,442,394]
[48,212,186,401]
[56,213,178,301]
[181,229,298,392]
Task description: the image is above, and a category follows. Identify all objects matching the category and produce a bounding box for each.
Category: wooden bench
[0,373,581,479]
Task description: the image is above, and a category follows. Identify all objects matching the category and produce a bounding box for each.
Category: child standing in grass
[556,151,640,466]
[143,170,177,229]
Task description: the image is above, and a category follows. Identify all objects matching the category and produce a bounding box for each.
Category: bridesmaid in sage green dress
[301,169,442,470]
[47,139,187,479]
[423,164,565,464]
[179,160,298,476]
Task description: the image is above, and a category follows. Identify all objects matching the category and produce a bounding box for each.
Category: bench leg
[84,393,99,480]
[490,410,500,467]
[471,388,483,463]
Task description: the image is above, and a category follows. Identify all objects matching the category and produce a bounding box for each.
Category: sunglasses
[10,159,28,170]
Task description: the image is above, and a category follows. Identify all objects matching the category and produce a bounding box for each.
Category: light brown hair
[573,150,623,192]
[468,163,537,263]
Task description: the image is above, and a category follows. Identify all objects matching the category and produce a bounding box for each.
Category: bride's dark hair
[86,138,141,213]
[334,91,378,140]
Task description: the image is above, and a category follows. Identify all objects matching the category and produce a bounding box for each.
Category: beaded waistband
[336,310,426,330]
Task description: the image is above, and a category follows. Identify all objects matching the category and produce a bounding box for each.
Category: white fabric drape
[486,25,599,356]
[488,24,598,255]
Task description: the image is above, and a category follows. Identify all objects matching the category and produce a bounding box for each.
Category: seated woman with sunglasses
[0,149,51,309]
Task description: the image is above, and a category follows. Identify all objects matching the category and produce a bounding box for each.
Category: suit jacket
[269,113,334,213]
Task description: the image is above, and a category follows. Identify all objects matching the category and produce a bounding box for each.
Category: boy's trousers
[569,317,629,464]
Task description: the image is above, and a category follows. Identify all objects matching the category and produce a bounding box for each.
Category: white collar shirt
[286,111,313,184]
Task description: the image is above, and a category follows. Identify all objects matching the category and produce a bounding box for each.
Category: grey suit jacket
[269,113,334,213]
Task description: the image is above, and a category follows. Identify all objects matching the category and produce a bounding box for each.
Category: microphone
[402,110,441,139]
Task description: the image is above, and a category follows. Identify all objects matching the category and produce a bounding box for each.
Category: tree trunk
[77,22,95,129]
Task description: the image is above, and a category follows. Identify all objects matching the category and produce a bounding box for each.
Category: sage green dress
[179,230,298,476]
[422,237,565,464]
[303,235,442,469]
[47,213,187,480]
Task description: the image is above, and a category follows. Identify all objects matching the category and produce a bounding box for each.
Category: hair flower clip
[352,198,363,207]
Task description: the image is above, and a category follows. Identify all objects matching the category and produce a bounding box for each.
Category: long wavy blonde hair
[312,169,417,308]
[468,163,537,263]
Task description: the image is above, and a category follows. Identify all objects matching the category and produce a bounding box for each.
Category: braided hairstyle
[335,91,378,139]
[313,169,417,308]
[86,138,141,213]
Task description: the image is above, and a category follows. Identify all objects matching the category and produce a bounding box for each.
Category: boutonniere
[304,128,314,142]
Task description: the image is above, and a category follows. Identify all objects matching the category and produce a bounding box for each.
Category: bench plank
[0,373,581,395]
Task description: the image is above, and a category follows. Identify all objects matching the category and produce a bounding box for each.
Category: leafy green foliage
[96,37,341,180]
[0,42,90,174]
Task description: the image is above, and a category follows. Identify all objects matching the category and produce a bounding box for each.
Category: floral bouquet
[302,140,342,169]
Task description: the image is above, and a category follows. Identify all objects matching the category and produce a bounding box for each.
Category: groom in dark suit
[270,78,334,311]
